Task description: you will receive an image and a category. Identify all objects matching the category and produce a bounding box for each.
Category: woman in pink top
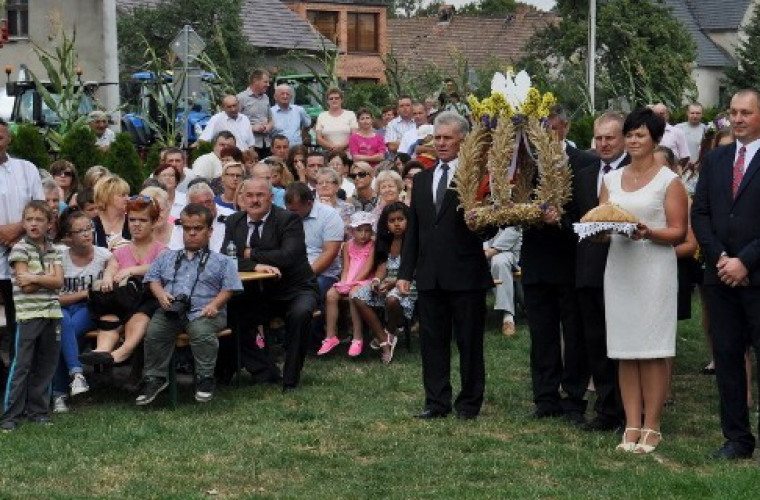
[80,196,166,368]
[349,108,386,167]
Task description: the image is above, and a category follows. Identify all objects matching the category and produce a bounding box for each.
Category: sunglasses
[55,171,74,178]
[349,172,371,179]
[129,195,152,202]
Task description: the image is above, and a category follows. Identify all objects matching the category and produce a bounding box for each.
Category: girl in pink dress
[349,108,386,167]
[319,212,376,357]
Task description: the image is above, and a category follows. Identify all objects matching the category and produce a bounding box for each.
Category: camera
[167,293,191,317]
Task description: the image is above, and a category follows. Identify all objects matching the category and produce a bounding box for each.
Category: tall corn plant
[29,29,90,151]
[138,39,185,148]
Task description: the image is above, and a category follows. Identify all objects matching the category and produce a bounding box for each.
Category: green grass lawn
[1,298,759,499]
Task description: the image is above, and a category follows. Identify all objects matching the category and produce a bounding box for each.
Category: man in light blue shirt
[138,203,243,406]
[271,84,311,146]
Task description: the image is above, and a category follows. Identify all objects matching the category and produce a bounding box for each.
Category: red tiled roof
[387,9,559,75]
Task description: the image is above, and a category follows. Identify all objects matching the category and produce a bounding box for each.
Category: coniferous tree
[104,133,144,193]
[8,124,51,170]
[724,6,760,94]
[59,126,104,177]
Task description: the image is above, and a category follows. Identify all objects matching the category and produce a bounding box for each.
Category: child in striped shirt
[1,201,64,432]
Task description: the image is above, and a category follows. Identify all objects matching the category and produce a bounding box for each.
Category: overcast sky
[447,0,556,10]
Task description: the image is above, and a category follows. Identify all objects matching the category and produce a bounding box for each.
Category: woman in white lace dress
[599,108,688,454]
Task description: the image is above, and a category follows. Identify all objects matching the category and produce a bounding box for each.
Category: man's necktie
[435,163,449,214]
[249,220,263,248]
[602,163,612,174]
[732,146,747,199]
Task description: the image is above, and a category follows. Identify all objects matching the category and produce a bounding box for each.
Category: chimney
[438,4,455,25]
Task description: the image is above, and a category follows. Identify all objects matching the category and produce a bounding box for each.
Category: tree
[104,133,145,193]
[724,5,760,94]
[117,0,260,90]
[8,125,51,170]
[520,0,696,114]
[59,126,105,177]
[459,0,517,16]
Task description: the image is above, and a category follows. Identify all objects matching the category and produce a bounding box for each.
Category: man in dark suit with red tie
[572,112,628,431]
[692,89,760,461]
[397,111,495,420]
[221,177,318,392]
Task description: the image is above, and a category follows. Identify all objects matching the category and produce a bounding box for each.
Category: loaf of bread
[580,203,638,223]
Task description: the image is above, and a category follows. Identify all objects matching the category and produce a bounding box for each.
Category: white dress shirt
[0,156,45,278]
[432,158,459,203]
[198,111,256,150]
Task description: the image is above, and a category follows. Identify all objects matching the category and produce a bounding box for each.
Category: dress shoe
[281,385,296,394]
[415,409,449,420]
[711,442,753,460]
[581,416,622,432]
[456,412,478,421]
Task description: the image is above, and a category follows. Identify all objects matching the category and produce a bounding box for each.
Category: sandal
[615,427,640,452]
[633,428,662,454]
[379,331,398,365]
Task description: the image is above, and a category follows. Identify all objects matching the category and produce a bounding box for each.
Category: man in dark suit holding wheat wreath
[397,111,495,420]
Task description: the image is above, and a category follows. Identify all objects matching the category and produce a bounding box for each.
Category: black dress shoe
[281,385,296,394]
[581,416,622,432]
[415,409,449,419]
[532,408,563,420]
[711,442,753,460]
[456,412,477,421]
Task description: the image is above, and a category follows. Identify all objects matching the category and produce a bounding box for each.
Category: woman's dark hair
[49,160,81,203]
[373,202,410,266]
[153,163,181,183]
[623,107,666,143]
[219,146,243,162]
[57,206,90,242]
[286,144,309,179]
[402,160,424,180]
[356,107,373,120]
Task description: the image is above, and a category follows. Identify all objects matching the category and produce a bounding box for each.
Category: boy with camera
[136,204,242,406]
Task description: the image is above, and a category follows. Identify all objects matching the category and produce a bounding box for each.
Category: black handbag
[88,277,145,321]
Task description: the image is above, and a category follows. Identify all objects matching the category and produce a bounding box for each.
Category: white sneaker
[53,395,69,413]
[70,373,89,396]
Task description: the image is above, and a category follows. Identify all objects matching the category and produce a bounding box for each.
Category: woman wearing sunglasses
[49,160,81,205]
[80,196,166,374]
[349,161,378,213]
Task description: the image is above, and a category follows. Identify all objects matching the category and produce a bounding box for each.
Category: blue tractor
[121,70,217,147]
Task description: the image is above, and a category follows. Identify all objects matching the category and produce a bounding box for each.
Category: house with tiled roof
[662,0,759,107]
[117,0,336,53]
[387,5,558,85]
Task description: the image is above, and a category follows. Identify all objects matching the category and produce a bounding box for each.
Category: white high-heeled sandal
[615,427,641,452]
[378,331,398,365]
[633,428,662,454]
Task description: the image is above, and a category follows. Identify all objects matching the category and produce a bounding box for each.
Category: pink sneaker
[348,339,363,357]
[255,331,265,349]
[317,336,341,356]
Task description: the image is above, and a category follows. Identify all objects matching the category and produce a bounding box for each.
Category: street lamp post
[587,0,596,114]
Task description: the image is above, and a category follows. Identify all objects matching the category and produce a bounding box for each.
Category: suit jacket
[399,161,494,291]
[573,155,631,288]
[521,145,599,285]
[222,205,317,300]
[692,143,760,286]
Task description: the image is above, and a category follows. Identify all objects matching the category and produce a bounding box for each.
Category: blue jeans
[53,302,95,396]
